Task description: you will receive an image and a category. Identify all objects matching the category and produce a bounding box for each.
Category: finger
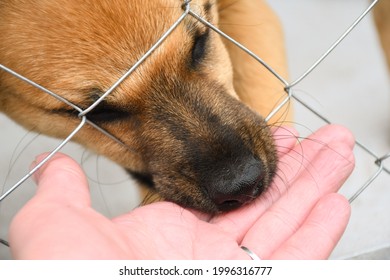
[10,153,92,258]
[269,194,351,259]
[271,126,300,158]
[188,126,300,222]
[272,124,355,196]
[240,128,354,256]
[31,152,91,207]
[212,125,354,242]
[189,126,300,222]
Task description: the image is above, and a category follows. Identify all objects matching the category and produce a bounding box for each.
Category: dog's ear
[217,0,292,124]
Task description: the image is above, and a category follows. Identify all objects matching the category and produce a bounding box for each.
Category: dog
[0,0,290,214]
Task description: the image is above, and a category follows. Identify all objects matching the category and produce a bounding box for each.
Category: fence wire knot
[182,0,192,11]
[375,153,390,166]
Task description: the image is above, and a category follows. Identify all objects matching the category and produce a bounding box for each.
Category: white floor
[1,0,390,259]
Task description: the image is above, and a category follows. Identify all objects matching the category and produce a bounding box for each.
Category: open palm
[10,125,354,259]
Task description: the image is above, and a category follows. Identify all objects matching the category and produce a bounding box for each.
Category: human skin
[9,125,354,259]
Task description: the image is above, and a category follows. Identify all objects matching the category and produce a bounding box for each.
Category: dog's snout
[206,157,264,212]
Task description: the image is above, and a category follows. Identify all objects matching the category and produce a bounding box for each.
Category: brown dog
[0,0,289,214]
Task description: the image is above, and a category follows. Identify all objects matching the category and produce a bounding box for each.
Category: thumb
[31,153,91,207]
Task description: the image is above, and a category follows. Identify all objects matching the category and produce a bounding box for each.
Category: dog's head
[0,0,277,213]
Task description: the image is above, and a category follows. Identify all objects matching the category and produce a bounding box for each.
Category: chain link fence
[1,0,389,259]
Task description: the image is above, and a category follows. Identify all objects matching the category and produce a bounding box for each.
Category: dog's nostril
[208,157,264,212]
[213,181,259,212]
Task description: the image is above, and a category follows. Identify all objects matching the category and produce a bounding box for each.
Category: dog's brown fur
[373,0,390,73]
[0,0,289,213]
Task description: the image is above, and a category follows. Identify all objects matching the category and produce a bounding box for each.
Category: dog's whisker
[1,130,40,192]
[265,94,292,123]
[140,190,162,207]
[0,116,87,202]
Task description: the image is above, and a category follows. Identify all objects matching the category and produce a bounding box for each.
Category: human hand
[9,125,355,259]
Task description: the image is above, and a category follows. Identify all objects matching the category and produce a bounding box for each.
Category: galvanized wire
[0,0,387,252]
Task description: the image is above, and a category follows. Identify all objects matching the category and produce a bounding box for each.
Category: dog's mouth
[127,137,276,214]
[127,158,271,214]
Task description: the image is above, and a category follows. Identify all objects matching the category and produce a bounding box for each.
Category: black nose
[206,157,264,212]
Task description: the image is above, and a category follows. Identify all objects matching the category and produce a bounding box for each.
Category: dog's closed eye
[83,89,131,123]
[86,102,130,123]
[191,30,209,68]
[58,101,130,123]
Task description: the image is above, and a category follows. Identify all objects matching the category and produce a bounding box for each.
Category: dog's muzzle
[205,156,264,212]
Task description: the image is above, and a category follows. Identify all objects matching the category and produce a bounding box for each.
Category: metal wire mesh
[0,0,388,259]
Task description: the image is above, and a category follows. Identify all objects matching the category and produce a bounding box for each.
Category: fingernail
[29,153,50,184]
